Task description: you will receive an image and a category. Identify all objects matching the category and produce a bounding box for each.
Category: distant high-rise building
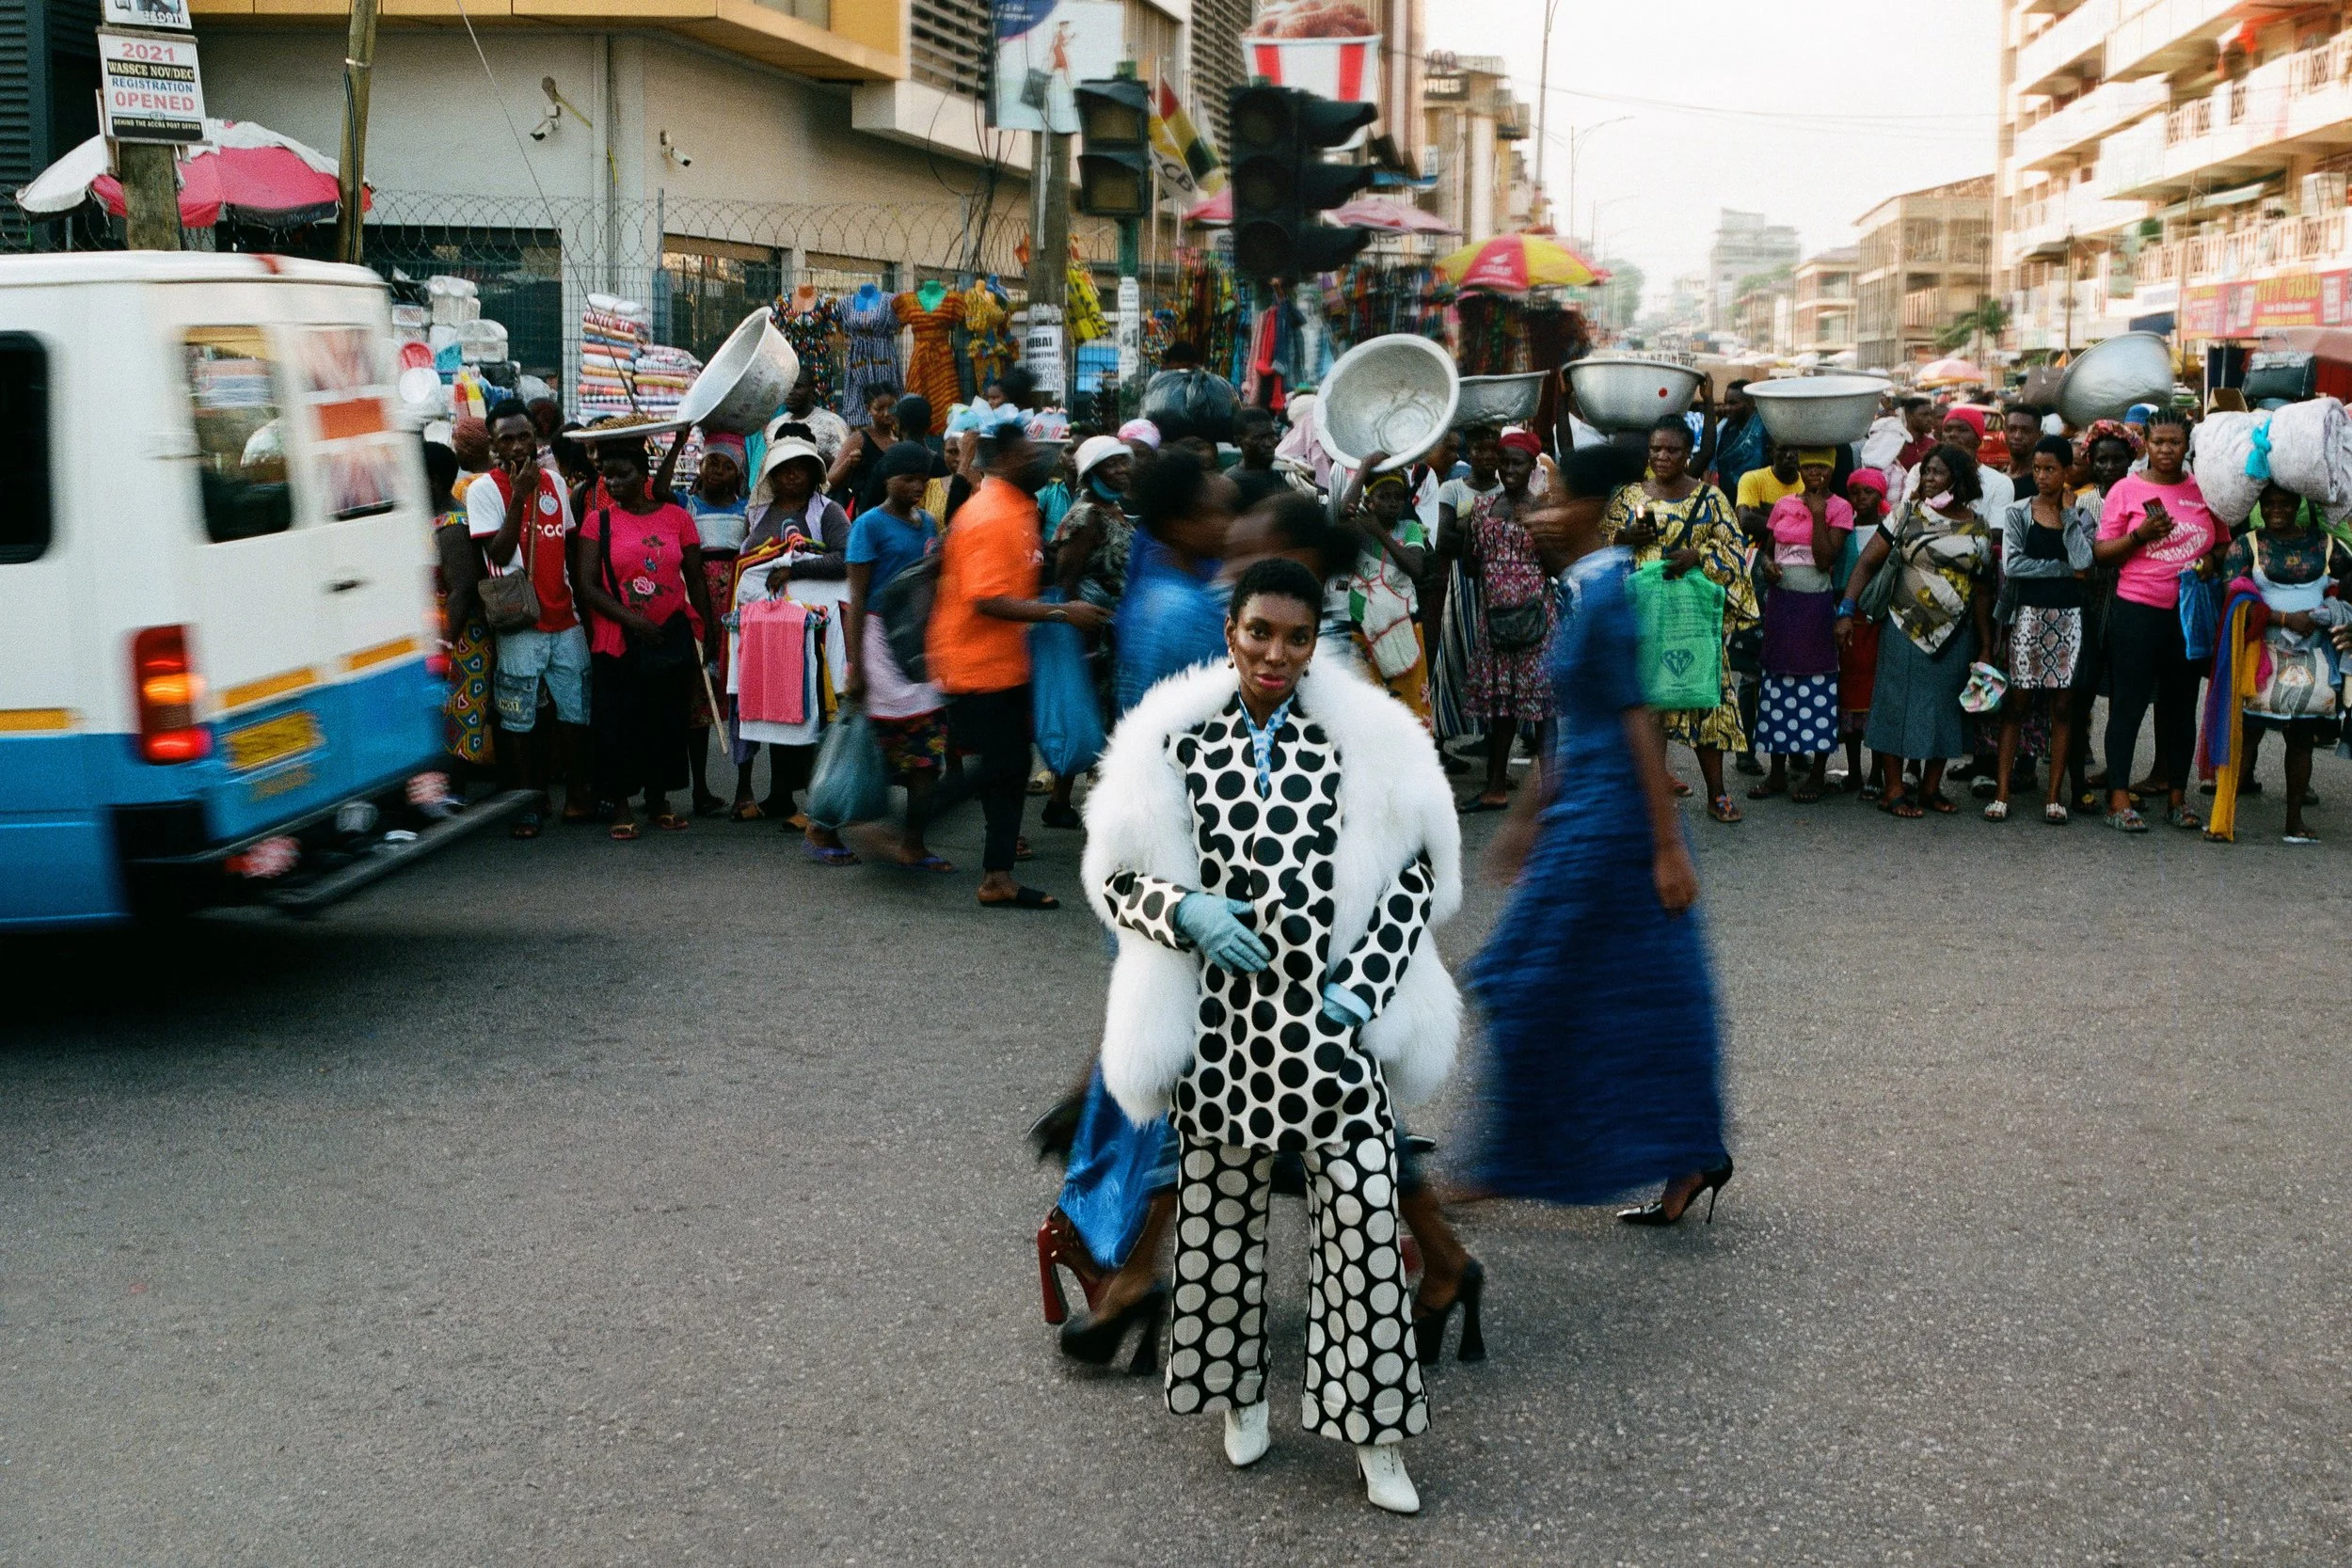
[1708,210,1801,330]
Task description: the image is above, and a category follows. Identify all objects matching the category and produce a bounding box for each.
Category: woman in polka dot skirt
[1081,557,1464,1515]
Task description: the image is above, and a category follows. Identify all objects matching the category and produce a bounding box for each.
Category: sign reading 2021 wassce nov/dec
[98,31,205,144]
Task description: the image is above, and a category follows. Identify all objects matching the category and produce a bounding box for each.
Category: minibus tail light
[133,625,211,764]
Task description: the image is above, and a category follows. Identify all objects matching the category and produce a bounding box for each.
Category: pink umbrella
[1184,187,1454,235]
[16,119,363,229]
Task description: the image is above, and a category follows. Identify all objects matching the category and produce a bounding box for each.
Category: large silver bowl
[1565,355,1702,431]
[2055,331,2173,428]
[1454,372,1548,427]
[1315,333,1460,473]
[1746,373,1890,447]
[678,309,801,435]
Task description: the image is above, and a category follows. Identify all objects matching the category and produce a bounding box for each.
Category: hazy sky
[1423,0,2002,309]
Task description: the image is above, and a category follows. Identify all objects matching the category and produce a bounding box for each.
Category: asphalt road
[6,738,2352,1566]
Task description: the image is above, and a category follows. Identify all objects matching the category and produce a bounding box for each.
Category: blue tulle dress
[1465,546,1730,1203]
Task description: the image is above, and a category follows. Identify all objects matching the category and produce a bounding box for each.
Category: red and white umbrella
[15,119,364,229]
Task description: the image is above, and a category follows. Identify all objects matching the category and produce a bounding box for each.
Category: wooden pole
[117,142,183,251]
[337,0,381,265]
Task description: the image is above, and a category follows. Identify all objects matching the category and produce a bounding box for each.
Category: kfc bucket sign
[1246,1,1381,112]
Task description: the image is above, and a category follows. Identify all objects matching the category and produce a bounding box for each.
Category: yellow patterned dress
[1601,481,1756,752]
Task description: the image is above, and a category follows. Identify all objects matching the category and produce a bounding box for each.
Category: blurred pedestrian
[682,431,750,817]
[843,441,952,869]
[1459,432,1557,811]
[425,439,496,778]
[1332,456,1432,721]
[1836,468,1890,794]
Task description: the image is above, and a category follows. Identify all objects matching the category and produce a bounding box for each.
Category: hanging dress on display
[841,285,903,425]
[962,280,1015,396]
[776,292,843,409]
[897,286,966,416]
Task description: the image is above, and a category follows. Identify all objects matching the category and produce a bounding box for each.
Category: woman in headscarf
[1459,431,1558,811]
[729,437,851,825]
[1987,435,2095,823]
[1835,445,1994,818]
[682,431,751,817]
[1601,417,1757,823]
[1332,456,1433,723]
[1836,468,1890,795]
[1466,441,1734,1232]
[1749,449,1851,803]
[1084,555,1462,1514]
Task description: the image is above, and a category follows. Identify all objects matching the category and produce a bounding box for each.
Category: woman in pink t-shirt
[2092,408,2224,832]
[1751,451,1852,802]
[570,434,718,840]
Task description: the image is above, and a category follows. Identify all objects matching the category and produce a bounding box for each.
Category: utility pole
[1534,0,1560,224]
[118,144,183,251]
[336,0,381,265]
[1025,128,1071,401]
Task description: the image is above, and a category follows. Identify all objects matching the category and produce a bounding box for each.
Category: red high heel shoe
[1036,1208,1109,1324]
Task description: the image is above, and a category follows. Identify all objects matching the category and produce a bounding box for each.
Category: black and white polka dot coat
[1104,694,1436,1154]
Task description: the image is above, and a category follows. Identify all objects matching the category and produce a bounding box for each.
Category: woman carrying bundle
[1749,449,1851,803]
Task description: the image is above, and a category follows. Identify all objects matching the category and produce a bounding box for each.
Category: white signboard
[103,0,193,30]
[1116,277,1139,382]
[98,31,205,143]
[1023,304,1066,402]
[990,0,1123,135]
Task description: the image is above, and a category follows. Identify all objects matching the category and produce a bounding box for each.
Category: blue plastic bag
[1030,595,1106,777]
[2178,568,2219,663]
[806,704,887,829]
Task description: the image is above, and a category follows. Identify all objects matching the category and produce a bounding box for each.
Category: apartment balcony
[2006,190,2151,265]
[2012,77,2169,171]
[2142,213,2352,287]
[2014,0,2114,97]
[2109,55,2301,201]
[2106,0,2252,82]
[1901,287,1982,332]
[2008,277,2115,350]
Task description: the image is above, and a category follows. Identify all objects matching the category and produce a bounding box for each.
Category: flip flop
[609,821,641,841]
[1457,797,1511,815]
[2168,806,2202,832]
[2105,808,2149,833]
[885,853,958,873]
[1927,794,1959,815]
[979,885,1060,910]
[803,842,861,865]
[652,813,691,832]
[2043,802,2070,825]
[1707,795,1743,824]
[1982,800,2009,822]
[1888,797,1925,819]
[1746,782,1785,800]
[2284,831,2322,845]
[1789,784,1825,804]
[731,800,767,822]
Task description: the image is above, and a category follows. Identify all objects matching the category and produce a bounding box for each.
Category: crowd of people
[420,332,2348,1514]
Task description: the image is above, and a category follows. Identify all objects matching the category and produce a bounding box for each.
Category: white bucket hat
[1074,434,1129,481]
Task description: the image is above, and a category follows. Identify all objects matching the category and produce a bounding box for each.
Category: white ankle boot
[1223,1402,1270,1467]
[1355,1443,1420,1514]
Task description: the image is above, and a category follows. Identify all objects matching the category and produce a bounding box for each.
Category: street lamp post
[1562,116,1630,243]
[1534,0,1564,215]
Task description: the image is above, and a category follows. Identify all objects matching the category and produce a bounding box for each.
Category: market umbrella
[1327,196,1457,234]
[1915,356,1987,388]
[15,119,363,229]
[1434,232,1604,293]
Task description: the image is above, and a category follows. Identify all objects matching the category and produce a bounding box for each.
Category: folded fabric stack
[629,343,703,418]
[579,292,651,418]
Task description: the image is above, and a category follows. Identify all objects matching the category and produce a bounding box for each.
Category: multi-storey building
[1998,1,2352,360]
[1707,210,1799,330]
[0,0,102,238]
[1855,175,1994,373]
[1422,54,1534,245]
[1793,246,1859,360]
[1731,273,1795,357]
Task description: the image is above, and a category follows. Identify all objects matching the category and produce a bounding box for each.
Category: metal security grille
[1189,0,1252,150]
[912,0,991,100]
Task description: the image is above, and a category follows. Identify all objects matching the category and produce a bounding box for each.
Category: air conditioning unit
[2302,172,2347,213]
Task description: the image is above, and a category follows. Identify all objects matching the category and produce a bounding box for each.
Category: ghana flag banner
[1149,72,1224,212]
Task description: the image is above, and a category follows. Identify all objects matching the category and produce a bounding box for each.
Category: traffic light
[1227,84,1378,281]
[1074,78,1152,219]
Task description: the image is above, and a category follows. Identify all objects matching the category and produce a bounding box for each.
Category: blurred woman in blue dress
[1466,444,1735,1226]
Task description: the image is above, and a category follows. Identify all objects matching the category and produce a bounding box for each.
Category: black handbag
[1486,596,1550,652]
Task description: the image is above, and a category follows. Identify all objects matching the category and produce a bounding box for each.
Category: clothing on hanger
[898,286,966,417]
[841,286,904,425]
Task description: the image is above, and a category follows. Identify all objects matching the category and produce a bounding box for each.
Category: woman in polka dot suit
[1081,557,1464,1514]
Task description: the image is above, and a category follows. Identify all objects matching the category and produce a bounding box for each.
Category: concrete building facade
[1708,209,1799,329]
[1855,175,1994,373]
[1793,245,1859,359]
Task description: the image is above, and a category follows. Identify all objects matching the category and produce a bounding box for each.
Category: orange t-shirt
[927,476,1041,694]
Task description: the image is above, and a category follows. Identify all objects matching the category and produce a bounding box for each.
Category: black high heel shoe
[1412,1258,1486,1364]
[1617,1159,1735,1227]
[1057,1282,1168,1374]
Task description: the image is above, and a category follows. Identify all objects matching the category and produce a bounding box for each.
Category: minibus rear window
[0,336,49,564]
[184,326,293,544]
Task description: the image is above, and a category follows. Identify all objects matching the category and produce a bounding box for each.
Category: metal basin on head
[2055,332,2172,428]
[1315,333,1460,473]
[1565,355,1702,432]
[679,309,801,435]
[1746,373,1891,447]
[1454,371,1548,428]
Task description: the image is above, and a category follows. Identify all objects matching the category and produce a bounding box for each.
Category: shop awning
[2154,180,2278,219]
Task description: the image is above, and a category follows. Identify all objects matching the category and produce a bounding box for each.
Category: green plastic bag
[1627,560,1725,712]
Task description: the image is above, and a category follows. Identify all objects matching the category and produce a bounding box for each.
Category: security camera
[532,76,564,141]
[660,130,691,169]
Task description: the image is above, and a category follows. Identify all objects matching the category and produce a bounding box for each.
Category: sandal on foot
[887,853,957,873]
[2105,807,2149,833]
[803,841,860,865]
[1860,783,1884,801]
[1040,802,1083,830]
[2043,802,2070,825]
[1746,781,1785,800]
[2284,830,2322,845]
[979,885,1060,910]
[2168,805,2201,832]
[1457,796,1511,815]
[1015,837,1035,862]
[509,811,543,840]
[731,800,766,822]
[1926,793,1959,815]
[1982,800,2010,822]
[1670,779,1693,798]
[1790,784,1826,804]
[693,795,728,818]
[651,813,691,832]
[608,821,640,841]
[1888,796,1926,819]
[1707,795,1743,824]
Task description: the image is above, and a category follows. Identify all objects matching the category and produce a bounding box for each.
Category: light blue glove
[1175,894,1270,973]
[1321,984,1371,1028]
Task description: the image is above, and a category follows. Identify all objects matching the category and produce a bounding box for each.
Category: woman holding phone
[2092,408,2221,832]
